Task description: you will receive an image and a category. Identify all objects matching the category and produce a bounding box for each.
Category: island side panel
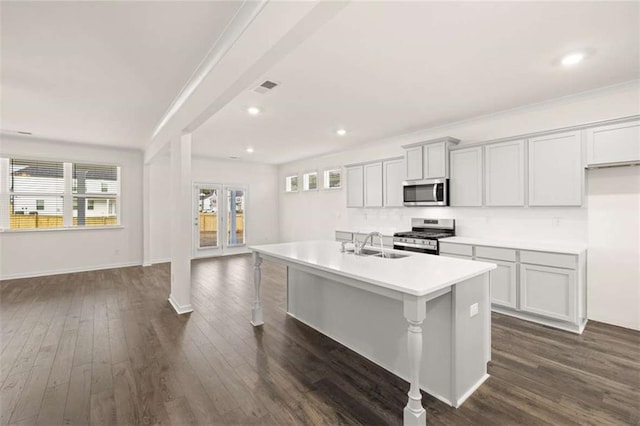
[452,272,491,407]
[287,267,454,406]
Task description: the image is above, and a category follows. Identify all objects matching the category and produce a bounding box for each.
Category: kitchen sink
[372,252,409,259]
[356,248,382,256]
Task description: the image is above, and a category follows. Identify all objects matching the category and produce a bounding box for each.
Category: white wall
[148,154,279,263]
[587,166,640,330]
[278,80,640,329]
[0,135,143,279]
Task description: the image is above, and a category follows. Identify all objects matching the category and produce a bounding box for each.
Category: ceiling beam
[144,0,349,164]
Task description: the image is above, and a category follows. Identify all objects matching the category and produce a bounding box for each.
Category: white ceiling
[192,1,640,164]
[0,1,243,149]
[2,1,638,162]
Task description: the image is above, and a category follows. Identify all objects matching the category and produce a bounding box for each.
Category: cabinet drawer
[520,250,577,269]
[439,242,472,256]
[335,231,353,242]
[475,246,516,262]
[440,253,473,260]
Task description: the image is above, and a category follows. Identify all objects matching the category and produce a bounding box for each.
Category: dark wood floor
[1,254,639,425]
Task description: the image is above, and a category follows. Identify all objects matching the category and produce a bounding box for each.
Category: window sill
[1,226,124,234]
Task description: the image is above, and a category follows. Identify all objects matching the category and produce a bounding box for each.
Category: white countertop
[250,240,496,298]
[440,236,587,255]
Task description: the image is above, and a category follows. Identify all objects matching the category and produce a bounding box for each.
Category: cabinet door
[478,258,517,309]
[346,166,364,208]
[520,264,576,322]
[450,147,483,206]
[383,158,404,207]
[405,146,423,180]
[364,162,383,207]
[424,142,446,179]
[485,140,525,206]
[586,120,640,166]
[528,131,583,206]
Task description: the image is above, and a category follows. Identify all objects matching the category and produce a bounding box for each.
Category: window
[285,175,298,192]
[323,169,341,189]
[302,172,318,191]
[2,158,120,230]
[72,163,119,227]
[7,159,64,229]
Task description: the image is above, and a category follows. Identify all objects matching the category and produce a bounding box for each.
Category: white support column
[62,162,73,227]
[142,163,152,267]
[251,252,264,326]
[0,158,9,229]
[168,133,193,315]
[403,294,427,426]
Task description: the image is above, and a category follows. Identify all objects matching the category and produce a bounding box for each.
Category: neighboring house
[10,161,117,217]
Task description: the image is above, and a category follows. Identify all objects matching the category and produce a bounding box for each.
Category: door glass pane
[198,187,218,248]
[226,189,245,246]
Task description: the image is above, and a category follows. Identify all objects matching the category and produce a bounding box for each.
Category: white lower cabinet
[519,264,576,322]
[439,240,586,334]
[479,258,517,309]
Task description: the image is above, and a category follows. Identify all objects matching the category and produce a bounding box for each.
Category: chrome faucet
[356,231,383,255]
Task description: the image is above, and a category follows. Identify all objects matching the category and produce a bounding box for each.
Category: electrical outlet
[470,303,479,318]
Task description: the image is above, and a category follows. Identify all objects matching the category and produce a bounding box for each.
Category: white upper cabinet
[364,162,383,207]
[383,158,404,207]
[485,140,525,206]
[528,131,583,206]
[586,119,640,167]
[450,146,483,206]
[403,137,460,180]
[346,165,364,208]
[423,142,446,179]
[405,146,423,180]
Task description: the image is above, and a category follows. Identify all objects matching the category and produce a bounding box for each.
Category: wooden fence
[10,214,117,229]
[199,213,243,232]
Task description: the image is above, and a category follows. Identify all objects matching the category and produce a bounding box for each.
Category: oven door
[403,179,448,206]
[393,241,438,255]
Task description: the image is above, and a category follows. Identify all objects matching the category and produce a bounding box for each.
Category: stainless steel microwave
[402,178,449,206]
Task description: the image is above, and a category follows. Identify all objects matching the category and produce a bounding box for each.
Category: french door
[193,183,247,258]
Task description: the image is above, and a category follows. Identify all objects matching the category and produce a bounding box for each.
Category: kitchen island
[249,240,496,426]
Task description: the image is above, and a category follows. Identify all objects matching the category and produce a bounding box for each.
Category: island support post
[403,294,427,426]
[251,252,264,326]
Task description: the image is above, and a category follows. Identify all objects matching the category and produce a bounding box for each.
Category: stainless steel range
[393,218,455,255]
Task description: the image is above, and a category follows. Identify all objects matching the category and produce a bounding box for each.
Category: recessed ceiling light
[247,106,261,115]
[561,52,585,67]
[246,147,254,153]
[229,156,240,160]
[336,129,347,136]
[17,131,32,135]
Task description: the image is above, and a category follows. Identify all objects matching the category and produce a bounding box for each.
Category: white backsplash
[346,206,587,244]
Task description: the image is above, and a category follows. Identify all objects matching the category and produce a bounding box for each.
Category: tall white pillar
[168,133,193,314]
[142,163,152,267]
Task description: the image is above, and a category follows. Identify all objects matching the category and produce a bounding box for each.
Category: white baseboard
[0,261,142,281]
[150,257,170,265]
[455,373,490,408]
[168,295,193,315]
